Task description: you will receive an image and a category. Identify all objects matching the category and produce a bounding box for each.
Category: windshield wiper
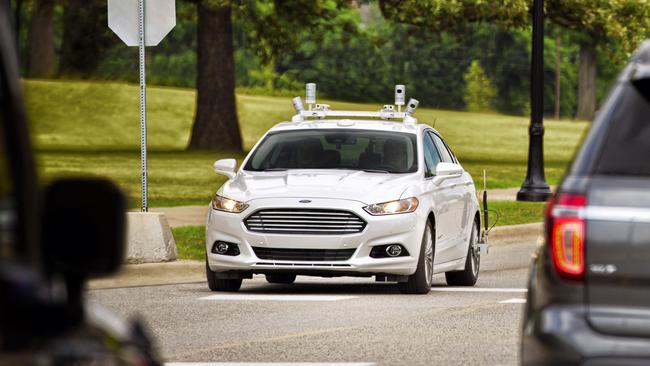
[361,169,391,174]
[260,168,288,171]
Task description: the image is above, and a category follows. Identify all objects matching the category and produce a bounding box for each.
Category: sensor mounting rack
[291,83,419,125]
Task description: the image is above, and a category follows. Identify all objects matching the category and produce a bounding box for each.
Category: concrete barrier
[126,212,177,263]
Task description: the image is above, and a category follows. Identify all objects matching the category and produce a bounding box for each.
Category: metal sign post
[138,0,147,211]
[108,0,175,211]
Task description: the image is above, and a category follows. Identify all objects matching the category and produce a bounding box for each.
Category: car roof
[269,119,439,135]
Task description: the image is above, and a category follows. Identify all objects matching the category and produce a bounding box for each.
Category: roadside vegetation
[27,79,588,207]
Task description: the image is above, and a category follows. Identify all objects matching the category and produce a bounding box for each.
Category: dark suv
[521,40,650,365]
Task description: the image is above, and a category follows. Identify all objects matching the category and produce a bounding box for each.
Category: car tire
[206,260,242,292]
[266,273,297,284]
[445,221,480,286]
[398,220,434,294]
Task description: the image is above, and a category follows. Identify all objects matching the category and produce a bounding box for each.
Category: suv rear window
[595,85,650,176]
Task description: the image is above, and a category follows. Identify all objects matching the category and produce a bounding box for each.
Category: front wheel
[206,260,242,292]
[445,221,480,286]
[398,221,434,294]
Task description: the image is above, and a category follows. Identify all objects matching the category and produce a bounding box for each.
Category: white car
[205,86,482,294]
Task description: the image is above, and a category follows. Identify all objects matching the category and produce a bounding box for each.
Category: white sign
[108,0,176,46]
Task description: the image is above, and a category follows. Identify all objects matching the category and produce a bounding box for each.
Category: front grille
[244,209,366,235]
[252,247,356,261]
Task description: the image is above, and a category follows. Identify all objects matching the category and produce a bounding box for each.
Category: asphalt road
[89,236,538,366]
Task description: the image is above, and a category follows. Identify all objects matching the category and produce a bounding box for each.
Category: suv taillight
[545,193,586,281]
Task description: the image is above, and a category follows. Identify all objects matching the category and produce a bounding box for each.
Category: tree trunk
[575,42,597,121]
[188,3,242,151]
[28,0,55,78]
[554,36,560,120]
[59,0,113,76]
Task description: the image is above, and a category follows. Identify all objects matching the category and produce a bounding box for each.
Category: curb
[89,222,544,290]
[88,260,204,290]
[488,222,543,244]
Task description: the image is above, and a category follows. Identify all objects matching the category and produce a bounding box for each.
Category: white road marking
[166,363,375,366]
[499,298,527,304]
[199,294,358,302]
[430,287,528,293]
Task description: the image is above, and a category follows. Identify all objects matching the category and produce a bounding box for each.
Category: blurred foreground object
[0,2,161,364]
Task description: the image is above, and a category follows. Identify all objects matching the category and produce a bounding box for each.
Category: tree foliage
[379,0,650,52]
[546,0,650,52]
[464,60,496,112]
[233,0,355,64]
[378,0,529,30]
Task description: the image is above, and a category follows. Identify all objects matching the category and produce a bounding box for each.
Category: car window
[595,84,650,176]
[245,129,418,174]
[423,132,442,177]
[441,139,459,164]
[429,132,454,163]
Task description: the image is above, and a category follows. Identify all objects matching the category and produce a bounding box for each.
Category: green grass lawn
[488,200,546,227]
[25,79,589,207]
[172,226,206,260]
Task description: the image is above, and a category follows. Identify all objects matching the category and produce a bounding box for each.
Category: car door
[429,132,469,259]
[441,137,475,240]
[421,131,456,264]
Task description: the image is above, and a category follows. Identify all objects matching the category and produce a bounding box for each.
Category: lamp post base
[517,184,552,202]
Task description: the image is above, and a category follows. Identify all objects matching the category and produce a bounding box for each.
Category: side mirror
[213,158,237,178]
[433,162,463,185]
[41,178,126,279]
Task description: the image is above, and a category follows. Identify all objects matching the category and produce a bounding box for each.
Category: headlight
[364,197,419,216]
[212,195,249,213]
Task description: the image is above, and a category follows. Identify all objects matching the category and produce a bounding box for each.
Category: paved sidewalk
[486,186,555,201]
[148,205,207,228]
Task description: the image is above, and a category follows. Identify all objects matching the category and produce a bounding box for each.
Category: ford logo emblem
[299,200,312,203]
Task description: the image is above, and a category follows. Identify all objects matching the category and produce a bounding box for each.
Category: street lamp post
[517,0,552,202]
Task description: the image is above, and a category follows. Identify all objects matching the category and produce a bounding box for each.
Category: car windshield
[244,129,418,173]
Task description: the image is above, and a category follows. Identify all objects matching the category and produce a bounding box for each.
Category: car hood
[217,170,419,205]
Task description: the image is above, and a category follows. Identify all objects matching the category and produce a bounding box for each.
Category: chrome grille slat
[247,223,363,228]
[246,217,359,222]
[244,208,366,235]
[249,211,354,216]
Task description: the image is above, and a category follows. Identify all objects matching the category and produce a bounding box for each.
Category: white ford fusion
[205,85,483,294]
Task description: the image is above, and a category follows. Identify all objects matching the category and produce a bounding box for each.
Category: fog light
[386,244,403,257]
[215,242,229,254]
[211,241,240,256]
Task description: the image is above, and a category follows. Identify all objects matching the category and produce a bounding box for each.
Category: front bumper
[205,198,426,276]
